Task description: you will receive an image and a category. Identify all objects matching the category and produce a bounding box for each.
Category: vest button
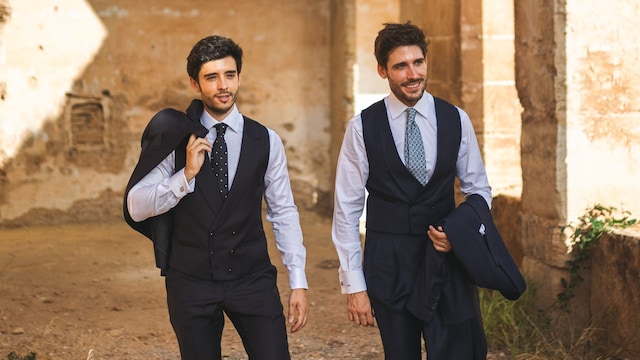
[227,268,232,272]
[210,251,214,255]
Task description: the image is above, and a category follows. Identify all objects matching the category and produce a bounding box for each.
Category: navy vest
[362,97,461,235]
[171,101,271,281]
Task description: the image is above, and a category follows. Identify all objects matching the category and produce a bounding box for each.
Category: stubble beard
[203,91,238,118]
[393,78,427,106]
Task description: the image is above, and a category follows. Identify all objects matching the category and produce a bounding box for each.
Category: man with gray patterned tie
[331,22,492,359]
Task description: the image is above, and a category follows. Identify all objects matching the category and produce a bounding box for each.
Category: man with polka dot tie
[125,35,308,360]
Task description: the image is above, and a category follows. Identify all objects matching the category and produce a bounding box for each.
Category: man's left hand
[288,288,308,333]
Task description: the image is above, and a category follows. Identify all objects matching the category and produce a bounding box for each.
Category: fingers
[184,135,212,181]
[186,134,212,154]
[186,133,196,146]
[349,309,374,326]
[428,225,452,252]
[346,292,375,327]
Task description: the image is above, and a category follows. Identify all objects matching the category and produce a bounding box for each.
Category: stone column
[329,0,356,211]
[515,0,570,309]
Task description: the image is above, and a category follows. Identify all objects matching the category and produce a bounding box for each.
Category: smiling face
[189,55,240,120]
[377,45,427,107]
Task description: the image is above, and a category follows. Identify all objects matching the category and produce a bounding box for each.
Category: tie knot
[214,123,227,137]
[406,108,417,123]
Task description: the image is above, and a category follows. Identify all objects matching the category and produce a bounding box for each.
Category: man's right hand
[346,291,375,327]
[184,134,212,182]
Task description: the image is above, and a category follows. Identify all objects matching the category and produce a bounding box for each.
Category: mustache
[402,79,424,87]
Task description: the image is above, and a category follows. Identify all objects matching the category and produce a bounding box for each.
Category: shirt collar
[386,91,433,121]
[200,104,242,134]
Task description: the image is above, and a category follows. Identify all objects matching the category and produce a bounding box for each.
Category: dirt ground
[0,212,508,360]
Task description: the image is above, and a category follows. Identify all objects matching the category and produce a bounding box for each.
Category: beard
[389,78,426,106]
[201,90,238,118]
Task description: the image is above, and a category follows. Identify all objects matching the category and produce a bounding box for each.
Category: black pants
[165,266,290,360]
[364,231,487,360]
[369,296,486,359]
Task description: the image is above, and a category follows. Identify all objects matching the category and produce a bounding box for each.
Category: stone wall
[590,228,640,357]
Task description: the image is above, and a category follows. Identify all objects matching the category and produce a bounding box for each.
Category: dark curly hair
[374,22,429,69]
[186,35,243,80]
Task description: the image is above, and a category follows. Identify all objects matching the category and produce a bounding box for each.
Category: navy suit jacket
[444,194,526,299]
[123,103,208,273]
[406,194,526,324]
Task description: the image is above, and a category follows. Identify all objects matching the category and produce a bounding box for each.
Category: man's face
[377,45,427,107]
[190,56,240,120]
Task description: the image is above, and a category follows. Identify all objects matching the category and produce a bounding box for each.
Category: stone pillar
[329,0,356,212]
[473,0,522,197]
[515,0,569,309]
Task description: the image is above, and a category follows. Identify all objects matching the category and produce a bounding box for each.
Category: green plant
[557,204,637,311]
[481,283,551,356]
[481,283,627,359]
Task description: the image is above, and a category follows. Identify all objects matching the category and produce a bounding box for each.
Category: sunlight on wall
[0,0,106,166]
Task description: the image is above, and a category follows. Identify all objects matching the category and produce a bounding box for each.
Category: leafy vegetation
[481,284,627,359]
[557,205,637,311]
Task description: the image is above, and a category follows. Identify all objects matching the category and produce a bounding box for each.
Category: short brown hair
[186,35,243,80]
[374,22,429,68]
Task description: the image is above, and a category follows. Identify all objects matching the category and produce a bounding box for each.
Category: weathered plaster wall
[564,0,640,221]
[0,0,331,226]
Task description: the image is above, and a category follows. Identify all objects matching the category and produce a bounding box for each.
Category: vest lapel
[415,97,461,202]
[369,101,425,198]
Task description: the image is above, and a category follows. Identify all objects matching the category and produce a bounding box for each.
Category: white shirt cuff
[169,168,194,196]
[339,269,367,294]
[289,267,309,289]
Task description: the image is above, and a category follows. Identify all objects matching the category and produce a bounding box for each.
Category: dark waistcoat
[361,98,461,233]
[170,100,271,281]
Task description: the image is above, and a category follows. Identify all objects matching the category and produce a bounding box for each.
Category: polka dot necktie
[404,107,427,185]
[212,123,229,199]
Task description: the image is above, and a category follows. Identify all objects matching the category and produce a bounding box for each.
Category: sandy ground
[0,212,508,360]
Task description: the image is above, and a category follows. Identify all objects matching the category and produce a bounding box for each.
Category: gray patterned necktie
[404,108,427,185]
[212,123,229,199]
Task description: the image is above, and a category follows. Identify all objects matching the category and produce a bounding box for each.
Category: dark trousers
[364,231,487,360]
[370,296,486,359]
[165,266,290,360]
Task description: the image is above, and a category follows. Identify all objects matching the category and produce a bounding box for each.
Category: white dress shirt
[331,91,492,294]
[127,104,308,290]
